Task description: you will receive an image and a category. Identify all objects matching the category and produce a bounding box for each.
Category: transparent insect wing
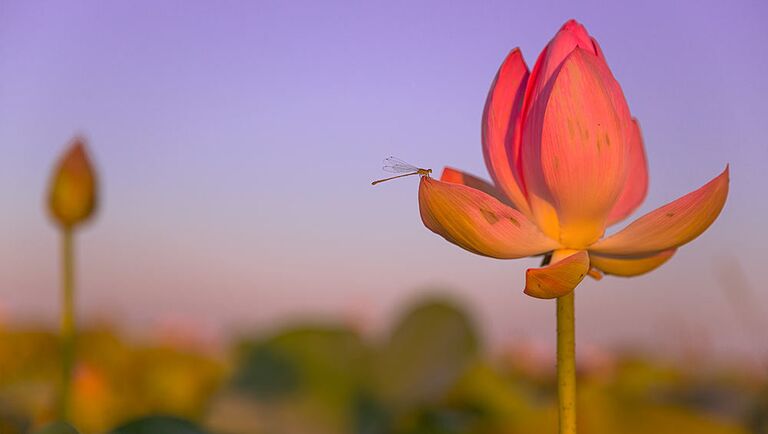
[383,156,419,173]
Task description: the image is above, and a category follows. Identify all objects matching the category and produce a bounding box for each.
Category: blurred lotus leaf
[375,298,479,407]
[449,361,555,433]
[109,415,207,434]
[747,387,768,433]
[397,406,481,434]
[229,326,370,432]
[231,343,300,401]
[352,392,392,434]
[32,422,80,434]
[233,326,369,399]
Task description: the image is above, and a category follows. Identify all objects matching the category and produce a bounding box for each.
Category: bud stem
[57,227,76,421]
[557,291,577,434]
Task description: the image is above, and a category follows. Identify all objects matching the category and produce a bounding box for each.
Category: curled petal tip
[506,47,523,57]
[524,250,589,299]
[559,19,590,38]
[587,268,604,280]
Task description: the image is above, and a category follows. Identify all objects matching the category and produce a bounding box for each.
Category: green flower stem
[557,290,576,434]
[57,227,75,421]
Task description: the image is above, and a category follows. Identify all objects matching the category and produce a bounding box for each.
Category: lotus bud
[48,137,98,228]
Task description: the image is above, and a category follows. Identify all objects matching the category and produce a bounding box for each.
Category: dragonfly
[371,156,432,186]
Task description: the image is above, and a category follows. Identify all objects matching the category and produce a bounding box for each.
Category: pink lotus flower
[419,20,729,299]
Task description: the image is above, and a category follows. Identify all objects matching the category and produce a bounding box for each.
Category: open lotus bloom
[419,20,729,299]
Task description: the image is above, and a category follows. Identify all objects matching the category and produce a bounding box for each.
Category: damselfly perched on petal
[372,157,432,185]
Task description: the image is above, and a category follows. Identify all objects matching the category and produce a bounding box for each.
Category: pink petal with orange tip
[607,119,649,226]
[419,177,558,259]
[589,249,675,277]
[481,48,531,214]
[590,166,729,256]
[440,167,512,207]
[522,48,631,248]
[524,249,589,299]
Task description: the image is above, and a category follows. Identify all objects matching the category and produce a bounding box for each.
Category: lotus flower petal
[587,268,604,280]
[481,49,531,214]
[590,166,729,256]
[607,119,649,225]
[419,177,558,259]
[440,167,511,206]
[522,20,598,124]
[589,249,675,277]
[522,48,632,248]
[524,249,589,299]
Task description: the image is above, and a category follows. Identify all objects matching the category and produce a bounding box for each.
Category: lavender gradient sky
[1,1,767,359]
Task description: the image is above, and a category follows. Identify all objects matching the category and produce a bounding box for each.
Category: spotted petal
[419,177,558,259]
[524,249,589,299]
[590,166,729,256]
[522,48,632,247]
[589,250,675,277]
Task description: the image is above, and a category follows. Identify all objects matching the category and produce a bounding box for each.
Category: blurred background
[1,0,767,433]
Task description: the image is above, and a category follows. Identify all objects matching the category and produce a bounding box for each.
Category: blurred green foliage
[0,325,224,434]
[32,422,79,434]
[0,297,765,433]
[375,301,479,407]
[109,415,208,434]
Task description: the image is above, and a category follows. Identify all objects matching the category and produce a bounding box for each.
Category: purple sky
[1,1,767,360]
